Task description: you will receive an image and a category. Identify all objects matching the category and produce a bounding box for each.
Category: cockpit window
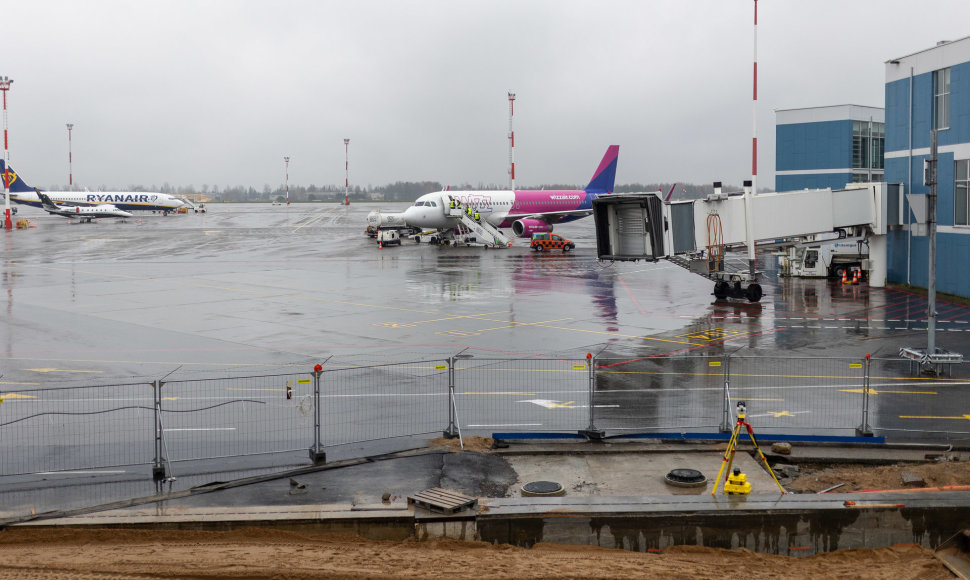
[429,201,437,207]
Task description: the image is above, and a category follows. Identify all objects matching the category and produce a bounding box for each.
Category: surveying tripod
[712,401,787,495]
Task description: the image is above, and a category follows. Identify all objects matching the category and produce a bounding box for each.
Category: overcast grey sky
[3,0,969,191]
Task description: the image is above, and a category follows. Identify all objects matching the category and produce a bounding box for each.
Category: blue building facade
[776,105,884,192]
[885,37,970,298]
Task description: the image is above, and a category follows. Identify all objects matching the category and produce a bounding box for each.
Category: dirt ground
[0,439,966,579]
[784,457,970,493]
[0,528,953,580]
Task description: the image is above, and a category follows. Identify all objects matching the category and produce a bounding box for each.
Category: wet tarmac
[3,201,970,519]
[3,201,968,377]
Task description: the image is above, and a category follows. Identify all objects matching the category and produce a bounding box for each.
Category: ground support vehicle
[530,233,575,252]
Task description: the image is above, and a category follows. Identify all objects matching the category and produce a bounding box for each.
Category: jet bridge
[592,182,891,302]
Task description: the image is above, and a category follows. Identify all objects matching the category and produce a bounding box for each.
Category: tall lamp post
[343,138,350,206]
[66,123,74,188]
[284,156,290,206]
[1,76,13,231]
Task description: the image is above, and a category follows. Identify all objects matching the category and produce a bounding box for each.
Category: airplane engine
[512,218,553,237]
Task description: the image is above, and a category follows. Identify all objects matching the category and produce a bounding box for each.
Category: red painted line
[647,548,664,553]
[789,546,812,551]
[617,275,646,315]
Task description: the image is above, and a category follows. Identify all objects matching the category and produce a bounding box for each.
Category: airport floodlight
[67,124,74,187]
[284,156,290,205]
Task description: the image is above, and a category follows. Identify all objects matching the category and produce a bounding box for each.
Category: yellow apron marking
[678,328,746,341]
[22,368,103,374]
[900,414,970,421]
[840,388,937,396]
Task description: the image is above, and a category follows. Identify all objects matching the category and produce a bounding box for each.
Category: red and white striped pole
[508,92,516,190]
[67,123,74,188]
[1,76,12,231]
[743,0,758,276]
[343,138,350,206]
[284,156,290,205]
[752,0,758,192]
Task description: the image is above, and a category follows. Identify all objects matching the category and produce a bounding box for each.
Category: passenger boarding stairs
[447,207,513,247]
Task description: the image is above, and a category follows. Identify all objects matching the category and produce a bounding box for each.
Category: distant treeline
[48,180,754,202]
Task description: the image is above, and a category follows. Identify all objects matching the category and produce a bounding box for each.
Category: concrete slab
[504,451,780,496]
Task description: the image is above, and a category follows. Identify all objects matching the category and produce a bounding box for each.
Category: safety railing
[3,354,970,481]
[0,381,154,476]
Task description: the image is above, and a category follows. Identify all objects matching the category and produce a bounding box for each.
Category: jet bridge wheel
[713,281,729,300]
[745,283,763,303]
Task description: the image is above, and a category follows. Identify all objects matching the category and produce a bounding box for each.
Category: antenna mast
[343,138,350,206]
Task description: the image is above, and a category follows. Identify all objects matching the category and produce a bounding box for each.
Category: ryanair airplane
[1,160,184,213]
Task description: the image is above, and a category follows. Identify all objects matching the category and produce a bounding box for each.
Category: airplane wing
[36,191,62,212]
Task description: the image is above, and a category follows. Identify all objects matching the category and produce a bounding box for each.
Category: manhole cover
[664,468,707,488]
[521,480,565,497]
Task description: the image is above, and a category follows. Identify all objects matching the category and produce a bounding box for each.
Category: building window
[852,120,884,171]
[870,122,884,170]
[957,159,969,226]
[934,68,950,130]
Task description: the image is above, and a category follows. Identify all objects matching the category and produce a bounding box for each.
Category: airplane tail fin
[0,159,36,194]
[584,145,619,194]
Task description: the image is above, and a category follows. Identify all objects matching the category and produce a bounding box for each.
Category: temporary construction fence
[1,354,969,479]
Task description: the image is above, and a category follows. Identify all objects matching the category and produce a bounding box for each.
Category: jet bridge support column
[743,180,756,279]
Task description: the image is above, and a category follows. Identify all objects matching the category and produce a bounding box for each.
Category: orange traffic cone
[841,270,848,285]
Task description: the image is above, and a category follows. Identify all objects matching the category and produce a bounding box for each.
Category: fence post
[309,363,326,464]
[443,357,459,438]
[720,354,732,432]
[152,380,166,481]
[856,354,874,437]
[579,353,605,441]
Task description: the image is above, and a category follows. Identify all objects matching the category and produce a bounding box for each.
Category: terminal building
[775,105,884,192]
[885,36,970,299]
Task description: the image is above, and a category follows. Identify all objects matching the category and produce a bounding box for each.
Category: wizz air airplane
[1,160,185,213]
[402,145,618,239]
[36,190,133,222]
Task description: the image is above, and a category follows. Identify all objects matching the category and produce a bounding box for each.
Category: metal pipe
[928,129,938,356]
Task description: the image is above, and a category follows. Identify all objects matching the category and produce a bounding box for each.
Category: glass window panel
[956,184,968,226]
[958,160,968,182]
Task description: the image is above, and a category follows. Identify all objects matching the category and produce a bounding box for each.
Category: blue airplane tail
[584,145,619,194]
[0,159,36,193]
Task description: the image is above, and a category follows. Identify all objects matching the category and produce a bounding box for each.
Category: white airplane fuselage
[401,145,618,239]
[12,190,183,213]
[403,188,595,238]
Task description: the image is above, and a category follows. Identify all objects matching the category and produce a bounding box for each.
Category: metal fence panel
[868,358,970,442]
[0,382,154,476]
[318,360,449,446]
[728,356,865,435]
[594,356,725,433]
[161,372,316,462]
[454,358,591,435]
